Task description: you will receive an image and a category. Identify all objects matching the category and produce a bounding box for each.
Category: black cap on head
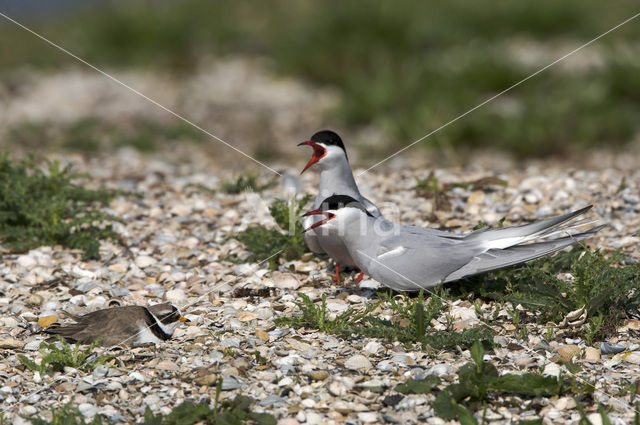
[319,194,373,217]
[310,130,347,157]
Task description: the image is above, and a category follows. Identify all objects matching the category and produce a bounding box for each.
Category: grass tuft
[234,195,311,268]
[0,155,121,259]
[276,290,493,351]
[219,172,276,195]
[460,246,640,342]
[18,337,113,374]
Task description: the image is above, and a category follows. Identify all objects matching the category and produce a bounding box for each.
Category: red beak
[298,141,327,174]
[301,208,335,232]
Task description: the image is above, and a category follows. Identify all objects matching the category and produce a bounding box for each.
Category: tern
[303,195,604,291]
[298,130,381,281]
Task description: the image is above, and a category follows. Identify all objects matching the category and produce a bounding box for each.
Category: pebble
[557,344,581,362]
[428,364,455,377]
[221,376,243,390]
[543,363,561,377]
[271,272,301,290]
[164,289,187,304]
[584,347,600,362]
[600,342,625,355]
[357,412,379,423]
[78,403,98,418]
[625,352,640,365]
[345,354,372,371]
[134,255,157,268]
[0,337,24,349]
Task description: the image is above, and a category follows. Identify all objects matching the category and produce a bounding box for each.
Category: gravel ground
[1,146,639,425]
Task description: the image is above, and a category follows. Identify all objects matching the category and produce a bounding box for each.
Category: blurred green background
[1,0,639,160]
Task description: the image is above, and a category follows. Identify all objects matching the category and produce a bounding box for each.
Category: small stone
[345,354,372,372]
[543,362,561,377]
[624,352,640,365]
[428,363,455,377]
[255,329,270,342]
[533,339,553,352]
[38,315,58,328]
[377,360,395,372]
[55,382,76,392]
[238,312,257,322]
[221,376,243,390]
[382,394,404,407]
[78,404,98,418]
[0,338,24,349]
[584,347,600,362]
[156,360,179,371]
[493,336,508,347]
[194,374,218,386]
[165,289,186,304]
[557,344,581,362]
[92,365,109,378]
[357,412,379,423]
[328,380,349,397]
[586,413,603,425]
[600,342,625,355]
[308,371,329,381]
[271,272,301,290]
[467,190,485,205]
[364,341,382,355]
[17,255,37,268]
[135,255,157,268]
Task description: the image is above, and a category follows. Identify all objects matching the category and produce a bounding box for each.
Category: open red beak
[298,141,326,174]
[301,208,335,232]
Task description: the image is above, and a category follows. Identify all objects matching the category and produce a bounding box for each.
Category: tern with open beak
[298,130,381,281]
[303,195,604,291]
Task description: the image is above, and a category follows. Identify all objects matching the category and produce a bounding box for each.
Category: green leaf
[457,405,478,425]
[394,376,441,394]
[598,404,613,425]
[490,373,561,397]
[433,388,459,420]
[470,340,484,372]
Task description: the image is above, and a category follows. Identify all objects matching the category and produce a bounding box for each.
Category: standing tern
[303,195,604,291]
[298,130,381,280]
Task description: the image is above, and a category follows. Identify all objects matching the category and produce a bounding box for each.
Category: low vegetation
[276,290,493,351]
[3,1,640,158]
[219,172,277,195]
[0,155,121,259]
[25,381,275,425]
[234,195,311,268]
[18,338,113,374]
[393,341,610,424]
[461,246,640,342]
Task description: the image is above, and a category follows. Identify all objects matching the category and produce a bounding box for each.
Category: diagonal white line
[0,11,281,176]
[359,11,640,176]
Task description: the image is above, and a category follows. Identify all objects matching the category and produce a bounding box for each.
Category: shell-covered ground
[1,146,639,425]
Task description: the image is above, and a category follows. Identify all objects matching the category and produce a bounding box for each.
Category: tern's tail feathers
[463,205,593,249]
[444,224,605,282]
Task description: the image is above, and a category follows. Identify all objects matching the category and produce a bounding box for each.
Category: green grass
[2,0,640,157]
[25,387,276,425]
[0,155,121,259]
[219,172,277,195]
[276,290,493,351]
[392,340,598,424]
[3,118,204,153]
[462,246,640,342]
[234,195,311,268]
[18,337,113,373]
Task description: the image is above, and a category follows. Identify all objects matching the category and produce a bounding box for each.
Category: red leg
[333,264,340,282]
[354,272,364,283]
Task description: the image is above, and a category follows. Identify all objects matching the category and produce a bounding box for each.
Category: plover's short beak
[179,316,189,323]
[301,209,335,232]
[298,141,326,174]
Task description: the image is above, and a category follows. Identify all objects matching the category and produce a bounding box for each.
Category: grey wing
[369,231,485,290]
[444,225,605,282]
[463,205,593,247]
